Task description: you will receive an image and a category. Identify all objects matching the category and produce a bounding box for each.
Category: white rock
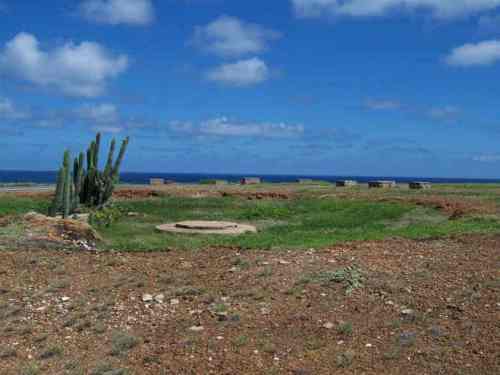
[401,308,415,316]
[142,294,153,303]
[323,322,334,329]
[189,326,204,332]
[61,296,70,302]
[170,298,180,305]
[154,294,165,303]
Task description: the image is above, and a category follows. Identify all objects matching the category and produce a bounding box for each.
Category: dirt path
[1,235,499,374]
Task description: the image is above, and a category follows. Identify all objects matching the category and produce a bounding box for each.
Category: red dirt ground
[1,235,499,374]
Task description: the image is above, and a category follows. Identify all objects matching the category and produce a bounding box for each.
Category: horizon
[2,1,500,178]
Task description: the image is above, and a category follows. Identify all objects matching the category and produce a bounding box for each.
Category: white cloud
[192,15,281,57]
[76,103,119,123]
[473,153,500,162]
[0,33,128,97]
[170,117,304,138]
[292,0,500,19]
[91,125,124,134]
[206,57,270,86]
[365,99,401,110]
[446,40,500,66]
[0,97,30,120]
[79,0,155,25]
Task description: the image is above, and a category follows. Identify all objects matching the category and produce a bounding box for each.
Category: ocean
[0,170,499,185]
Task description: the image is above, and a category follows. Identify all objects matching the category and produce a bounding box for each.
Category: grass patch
[110,331,139,356]
[298,266,364,294]
[2,192,500,252]
[0,196,50,216]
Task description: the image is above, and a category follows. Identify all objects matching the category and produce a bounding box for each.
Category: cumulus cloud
[206,57,270,86]
[445,40,500,66]
[192,15,281,57]
[0,33,128,97]
[170,117,304,138]
[291,0,500,19]
[79,0,155,25]
[0,97,30,120]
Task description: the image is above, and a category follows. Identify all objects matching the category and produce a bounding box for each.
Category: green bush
[89,205,124,228]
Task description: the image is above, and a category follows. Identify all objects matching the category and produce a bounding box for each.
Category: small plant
[298,266,364,294]
[20,362,41,375]
[110,331,139,356]
[336,350,355,368]
[337,321,353,336]
[89,205,124,227]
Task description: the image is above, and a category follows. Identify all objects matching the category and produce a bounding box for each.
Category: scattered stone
[401,308,414,315]
[398,332,417,347]
[154,294,165,303]
[189,326,204,332]
[323,322,334,329]
[429,326,445,338]
[278,260,291,265]
[170,298,180,305]
[142,294,153,303]
[61,296,70,302]
[365,343,373,348]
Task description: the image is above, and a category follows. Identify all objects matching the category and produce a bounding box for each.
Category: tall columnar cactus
[49,133,130,217]
[49,150,77,218]
[80,133,129,207]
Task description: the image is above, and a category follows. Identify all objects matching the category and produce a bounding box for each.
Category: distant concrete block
[150,178,165,186]
[240,177,261,185]
[336,180,358,187]
[200,179,228,185]
[368,180,397,188]
[297,179,314,184]
[409,181,432,190]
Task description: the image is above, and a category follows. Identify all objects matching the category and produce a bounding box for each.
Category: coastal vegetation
[49,133,129,218]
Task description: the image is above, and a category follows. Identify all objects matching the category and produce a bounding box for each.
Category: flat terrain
[0,183,499,374]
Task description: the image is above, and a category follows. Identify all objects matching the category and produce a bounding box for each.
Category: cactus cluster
[49,133,129,217]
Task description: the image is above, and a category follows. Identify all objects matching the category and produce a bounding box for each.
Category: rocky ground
[1,235,499,374]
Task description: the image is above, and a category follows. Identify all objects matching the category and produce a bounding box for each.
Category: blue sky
[1,0,500,177]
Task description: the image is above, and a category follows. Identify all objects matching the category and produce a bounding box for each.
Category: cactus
[49,133,130,217]
[49,150,75,218]
[80,133,129,208]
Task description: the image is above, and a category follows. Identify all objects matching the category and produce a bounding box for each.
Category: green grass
[94,196,500,251]
[0,196,50,216]
[1,192,499,252]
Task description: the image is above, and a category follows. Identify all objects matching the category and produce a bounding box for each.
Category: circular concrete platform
[156,221,257,235]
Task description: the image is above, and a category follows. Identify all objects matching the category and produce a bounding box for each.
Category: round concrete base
[156,221,257,235]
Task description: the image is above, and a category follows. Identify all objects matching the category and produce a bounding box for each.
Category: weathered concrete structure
[336,180,358,187]
[156,221,257,235]
[150,178,165,186]
[368,180,397,189]
[240,177,261,185]
[409,181,432,190]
